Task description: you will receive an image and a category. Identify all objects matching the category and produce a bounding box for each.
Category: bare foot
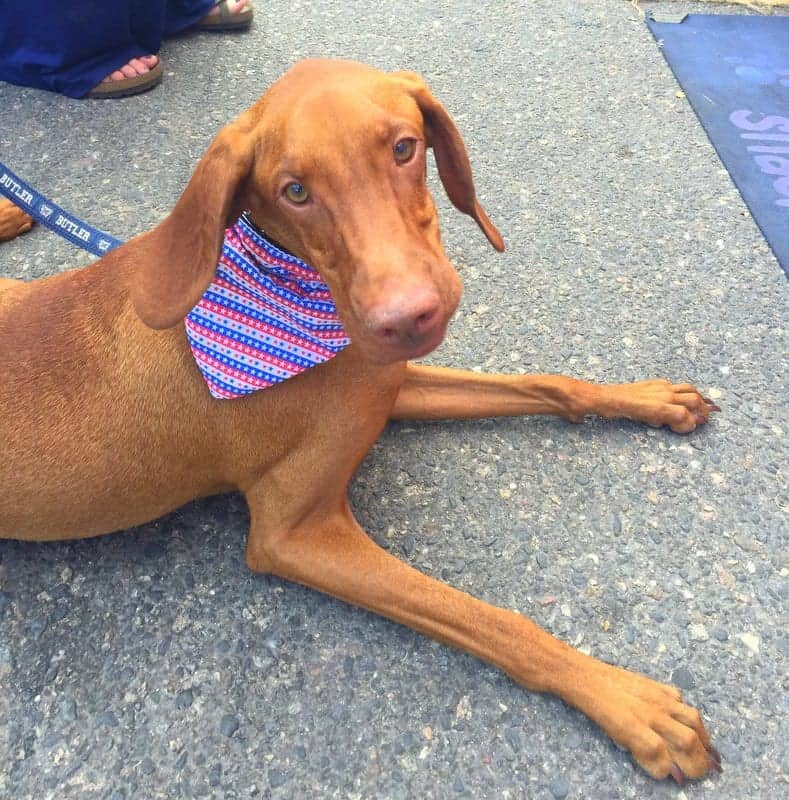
[206,0,251,18]
[100,55,159,85]
[198,0,253,29]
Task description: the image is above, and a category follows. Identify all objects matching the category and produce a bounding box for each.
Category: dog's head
[132,59,504,364]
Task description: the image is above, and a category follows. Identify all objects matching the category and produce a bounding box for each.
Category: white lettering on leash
[55,214,91,242]
[0,172,34,207]
[730,110,789,207]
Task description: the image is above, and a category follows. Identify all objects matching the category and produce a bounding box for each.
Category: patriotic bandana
[185,213,350,399]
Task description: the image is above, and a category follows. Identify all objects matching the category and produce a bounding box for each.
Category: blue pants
[0,0,215,98]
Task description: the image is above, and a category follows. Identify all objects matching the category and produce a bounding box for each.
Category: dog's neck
[241,212,294,258]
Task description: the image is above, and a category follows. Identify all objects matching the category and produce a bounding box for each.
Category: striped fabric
[185,213,350,399]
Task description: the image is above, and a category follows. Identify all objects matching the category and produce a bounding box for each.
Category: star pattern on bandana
[185,214,350,399]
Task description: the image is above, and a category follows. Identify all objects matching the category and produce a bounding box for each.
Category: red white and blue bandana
[185,214,350,399]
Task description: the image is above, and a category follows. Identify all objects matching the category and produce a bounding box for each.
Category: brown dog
[0,60,721,784]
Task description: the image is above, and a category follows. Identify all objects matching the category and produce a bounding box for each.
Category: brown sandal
[87,60,164,99]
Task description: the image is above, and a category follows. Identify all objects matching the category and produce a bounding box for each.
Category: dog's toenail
[669,763,686,786]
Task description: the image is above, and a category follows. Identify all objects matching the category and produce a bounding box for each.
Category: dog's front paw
[602,379,720,433]
[584,664,721,784]
[0,199,33,242]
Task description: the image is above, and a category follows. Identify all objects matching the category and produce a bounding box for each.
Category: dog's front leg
[391,365,719,433]
[244,491,720,784]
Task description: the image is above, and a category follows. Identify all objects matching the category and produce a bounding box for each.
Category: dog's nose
[367,288,442,347]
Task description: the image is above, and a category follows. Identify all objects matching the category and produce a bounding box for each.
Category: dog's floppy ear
[131,122,256,329]
[392,71,504,252]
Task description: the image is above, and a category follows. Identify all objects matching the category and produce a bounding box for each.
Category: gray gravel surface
[1,1,787,798]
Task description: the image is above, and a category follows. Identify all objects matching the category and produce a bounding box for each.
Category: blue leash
[0,159,123,256]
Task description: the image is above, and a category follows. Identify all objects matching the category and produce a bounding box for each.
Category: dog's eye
[285,182,309,204]
[393,138,416,164]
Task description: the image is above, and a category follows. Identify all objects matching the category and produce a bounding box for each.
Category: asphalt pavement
[0,1,787,798]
